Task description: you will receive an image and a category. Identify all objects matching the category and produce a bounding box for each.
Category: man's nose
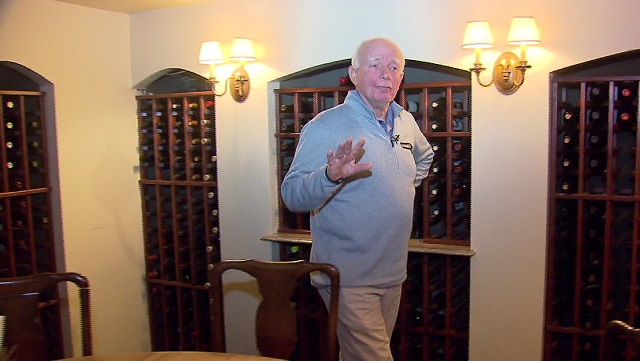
[380,68,390,79]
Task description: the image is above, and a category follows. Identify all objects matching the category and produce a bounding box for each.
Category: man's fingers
[335,141,346,158]
[354,162,373,173]
[344,137,353,154]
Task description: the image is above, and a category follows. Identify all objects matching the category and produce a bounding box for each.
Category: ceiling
[53,0,219,14]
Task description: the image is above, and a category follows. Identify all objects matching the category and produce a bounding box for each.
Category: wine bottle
[300,98,314,113]
[453,116,466,132]
[428,309,446,330]
[616,108,637,129]
[558,175,578,193]
[430,158,446,175]
[452,179,470,197]
[586,131,607,149]
[431,141,443,154]
[427,179,445,198]
[281,156,293,171]
[280,139,296,152]
[280,104,294,113]
[171,103,184,118]
[561,107,580,125]
[429,115,446,132]
[428,201,444,224]
[585,221,604,242]
[281,122,295,133]
[581,309,601,331]
[588,83,608,105]
[586,107,607,128]
[154,102,166,117]
[430,96,446,115]
[6,159,21,170]
[559,130,578,150]
[617,83,637,106]
[582,253,603,287]
[559,152,578,170]
[452,138,470,154]
[172,120,184,132]
[586,152,607,173]
[584,202,605,220]
[452,159,469,174]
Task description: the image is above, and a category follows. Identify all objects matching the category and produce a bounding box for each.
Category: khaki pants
[319,284,402,361]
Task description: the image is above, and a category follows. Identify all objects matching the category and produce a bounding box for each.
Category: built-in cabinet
[0,63,64,359]
[544,49,640,361]
[136,70,220,351]
[262,59,474,360]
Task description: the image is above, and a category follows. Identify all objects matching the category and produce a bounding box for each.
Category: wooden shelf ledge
[261,233,476,257]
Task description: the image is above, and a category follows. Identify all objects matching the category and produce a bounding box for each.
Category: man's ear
[348,66,357,86]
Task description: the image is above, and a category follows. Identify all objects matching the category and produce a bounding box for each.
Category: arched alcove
[544,48,640,360]
[0,60,70,358]
[133,68,211,94]
[265,59,474,360]
[272,58,470,89]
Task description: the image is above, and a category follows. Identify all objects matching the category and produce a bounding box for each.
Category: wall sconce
[198,37,256,103]
[462,16,541,95]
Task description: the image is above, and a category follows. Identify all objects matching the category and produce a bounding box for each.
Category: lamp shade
[507,17,541,45]
[198,41,224,64]
[461,21,494,49]
[229,37,256,61]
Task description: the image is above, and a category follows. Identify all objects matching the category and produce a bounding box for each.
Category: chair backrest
[0,272,92,361]
[209,259,339,361]
[603,320,640,361]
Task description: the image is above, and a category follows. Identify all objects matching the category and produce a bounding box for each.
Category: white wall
[0,0,148,356]
[2,0,640,359]
[130,1,640,360]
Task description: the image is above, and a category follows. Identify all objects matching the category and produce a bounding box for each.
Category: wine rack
[276,241,470,361]
[137,90,220,351]
[392,252,470,361]
[544,50,640,361]
[268,60,472,360]
[0,86,62,357]
[275,83,471,247]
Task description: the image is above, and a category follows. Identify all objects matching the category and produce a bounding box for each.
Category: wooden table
[57,351,284,361]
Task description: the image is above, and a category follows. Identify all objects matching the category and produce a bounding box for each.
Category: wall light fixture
[198,37,256,102]
[462,16,541,95]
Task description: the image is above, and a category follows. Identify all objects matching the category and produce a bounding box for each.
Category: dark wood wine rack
[275,241,470,361]
[267,59,472,361]
[544,49,640,361]
[0,83,64,358]
[137,89,220,351]
[275,82,471,247]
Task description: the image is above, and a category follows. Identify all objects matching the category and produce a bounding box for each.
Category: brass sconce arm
[205,66,251,103]
[469,52,531,94]
[469,63,493,88]
[199,38,255,103]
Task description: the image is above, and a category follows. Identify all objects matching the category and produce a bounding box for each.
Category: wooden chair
[0,272,92,361]
[603,320,640,361]
[209,259,340,361]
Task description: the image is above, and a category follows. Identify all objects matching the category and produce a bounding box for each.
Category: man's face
[349,39,404,112]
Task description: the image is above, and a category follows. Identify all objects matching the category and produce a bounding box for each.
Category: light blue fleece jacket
[281,90,434,288]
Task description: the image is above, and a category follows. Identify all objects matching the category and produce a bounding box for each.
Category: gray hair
[351,37,405,70]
